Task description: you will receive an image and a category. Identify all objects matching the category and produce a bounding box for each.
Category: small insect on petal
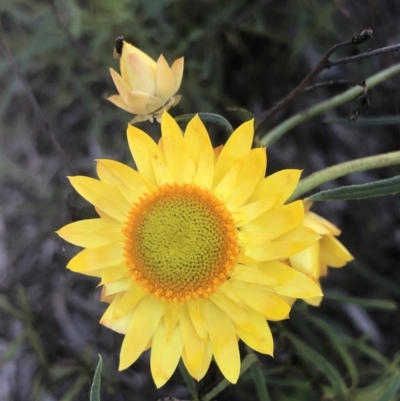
[113,35,124,59]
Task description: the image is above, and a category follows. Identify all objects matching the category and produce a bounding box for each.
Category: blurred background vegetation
[1,0,400,400]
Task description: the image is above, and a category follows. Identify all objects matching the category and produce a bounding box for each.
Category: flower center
[122,183,239,302]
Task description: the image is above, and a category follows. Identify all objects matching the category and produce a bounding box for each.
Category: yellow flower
[108,40,183,123]
[57,112,322,387]
[289,203,353,306]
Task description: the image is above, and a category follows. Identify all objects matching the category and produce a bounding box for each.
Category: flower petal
[225,148,266,210]
[109,68,131,99]
[126,91,165,115]
[68,176,130,222]
[203,300,240,384]
[234,196,278,226]
[107,95,133,113]
[67,242,124,273]
[184,114,214,188]
[160,111,190,183]
[259,261,323,298]
[127,124,163,185]
[56,218,118,248]
[303,211,341,235]
[245,226,320,261]
[248,169,302,206]
[229,281,290,320]
[112,283,148,320]
[239,201,305,244]
[187,300,208,341]
[156,54,176,100]
[151,320,183,388]
[182,340,212,382]
[213,119,254,187]
[119,296,164,370]
[96,159,151,204]
[320,235,353,267]
[211,291,254,333]
[179,305,207,377]
[170,57,184,94]
[235,309,273,355]
[100,263,130,284]
[123,50,156,94]
[290,242,320,280]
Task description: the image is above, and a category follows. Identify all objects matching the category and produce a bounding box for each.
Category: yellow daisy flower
[57,112,322,387]
[108,40,183,123]
[289,203,354,306]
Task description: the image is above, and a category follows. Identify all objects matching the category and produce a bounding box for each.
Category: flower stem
[175,113,233,135]
[178,361,200,401]
[257,62,400,147]
[288,150,400,202]
[201,354,259,401]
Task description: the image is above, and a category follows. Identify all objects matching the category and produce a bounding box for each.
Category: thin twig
[304,80,364,92]
[256,62,400,147]
[325,43,400,68]
[254,28,373,133]
[0,28,76,174]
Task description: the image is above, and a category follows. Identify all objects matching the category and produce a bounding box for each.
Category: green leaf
[305,175,400,202]
[378,372,400,401]
[324,294,397,311]
[0,294,27,321]
[90,355,103,401]
[201,353,259,401]
[0,330,28,364]
[354,373,400,401]
[61,376,88,401]
[308,316,358,388]
[26,327,48,368]
[175,113,233,135]
[250,362,272,401]
[285,332,348,397]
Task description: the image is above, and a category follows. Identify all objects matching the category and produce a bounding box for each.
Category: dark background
[1,0,400,400]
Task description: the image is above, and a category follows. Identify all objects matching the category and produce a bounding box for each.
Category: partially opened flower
[108,40,183,123]
[57,112,322,387]
[289,203,353,306]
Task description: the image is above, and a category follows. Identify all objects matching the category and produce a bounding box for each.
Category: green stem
[288,150,400,201]
[178,361,200,401]
[257,62,400,147]
[175,113,233,135]
[201,354,259,401]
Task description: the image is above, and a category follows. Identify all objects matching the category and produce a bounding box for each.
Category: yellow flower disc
[122,183,239,302]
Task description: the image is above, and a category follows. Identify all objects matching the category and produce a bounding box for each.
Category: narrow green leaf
[308,316,358,388]
[175,113,233,135]
[377,372,400,401]
[16,285,32,313]
[0,294,27,321]
[250,363,272,401]
[26,327,48,367]
[352,340,391,367]
[285,332,348,396]
[350,262,400,298]
[90,355,103,401]
[201,354,258,401]
[178,361,200,401]
[305,175,400,202]
[0,330,28,364]
[61,376,88,401]
[325,294,397,311]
